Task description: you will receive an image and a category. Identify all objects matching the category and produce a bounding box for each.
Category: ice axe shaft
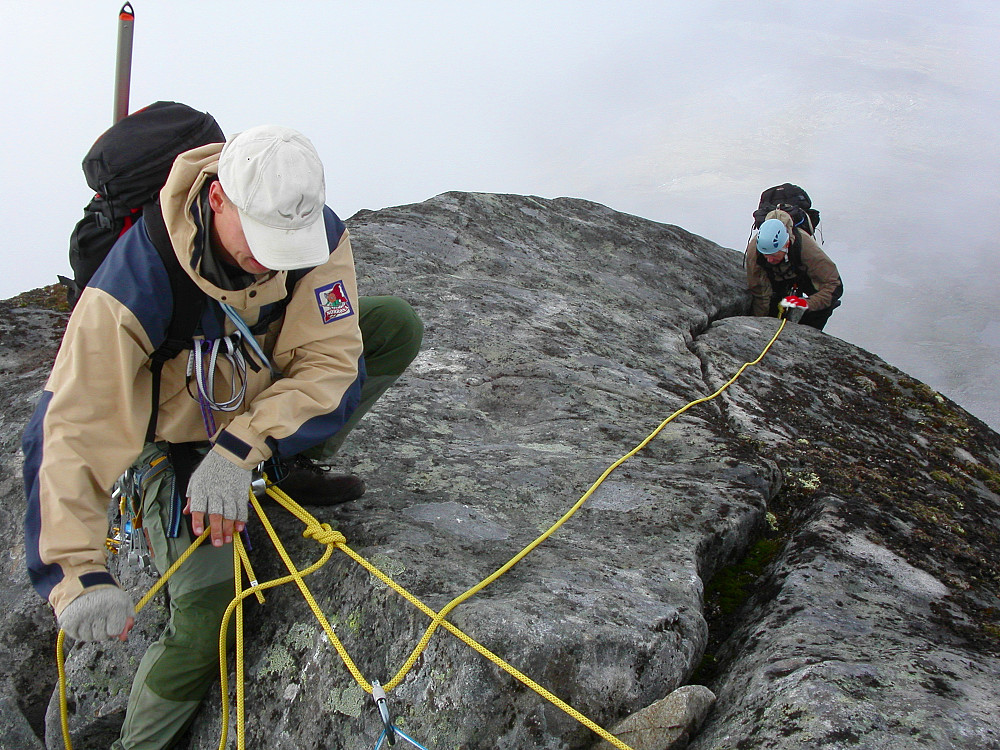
[113,2,135,123]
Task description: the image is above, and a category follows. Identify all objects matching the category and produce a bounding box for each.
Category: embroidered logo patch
[314,281,355,324]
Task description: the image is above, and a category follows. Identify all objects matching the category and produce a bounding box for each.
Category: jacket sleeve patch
[314,281,355,324]
[215,429,253,461]
[79,571,117,589]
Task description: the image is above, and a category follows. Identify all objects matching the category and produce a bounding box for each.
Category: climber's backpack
[55,102,226,440]
[752,183,821,236]
[59,100,226,307]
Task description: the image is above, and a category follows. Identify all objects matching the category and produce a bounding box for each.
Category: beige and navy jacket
[24,144,364,615]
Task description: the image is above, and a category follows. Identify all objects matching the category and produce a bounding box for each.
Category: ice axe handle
[113,3,135,124]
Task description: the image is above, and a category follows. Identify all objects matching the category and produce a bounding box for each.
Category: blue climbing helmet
[756,218,789,255]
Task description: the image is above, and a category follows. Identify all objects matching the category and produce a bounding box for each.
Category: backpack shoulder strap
[789,230,804,268]
[143,200,206,442]
[144,200,204,356]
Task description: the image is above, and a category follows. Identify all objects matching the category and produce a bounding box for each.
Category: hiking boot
[274,456,366,506]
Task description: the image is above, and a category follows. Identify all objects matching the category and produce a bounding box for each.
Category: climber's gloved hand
[779,295,809,310]
[186,449,250,547]
[58,586,134,642]
[779,295,809,323]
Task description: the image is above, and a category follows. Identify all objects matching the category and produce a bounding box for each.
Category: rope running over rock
[58,318,788,750]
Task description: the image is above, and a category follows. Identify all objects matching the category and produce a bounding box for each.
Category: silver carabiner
[251,462,268,499]
[369,683,431,750]
[372,681,395,746]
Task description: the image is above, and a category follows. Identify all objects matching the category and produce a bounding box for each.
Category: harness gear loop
[188,334,248,413]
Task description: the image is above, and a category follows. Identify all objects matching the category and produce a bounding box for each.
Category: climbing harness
[105,445,189,573]
[63,319,789,750]
[106,459,171,575]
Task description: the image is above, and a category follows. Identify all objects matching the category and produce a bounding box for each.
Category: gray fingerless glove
[58,586,133,641]
[187,449,251,522]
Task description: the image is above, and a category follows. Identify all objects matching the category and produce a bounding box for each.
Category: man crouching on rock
[747,209,843,331]
[22,125,422,749]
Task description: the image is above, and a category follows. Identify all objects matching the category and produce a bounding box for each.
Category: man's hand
[779,295,809,323]
[779,295,809,310]
[186,450,250,547]
[58,587,134,641]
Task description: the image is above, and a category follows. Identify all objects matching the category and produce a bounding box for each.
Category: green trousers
[112,296,422,749]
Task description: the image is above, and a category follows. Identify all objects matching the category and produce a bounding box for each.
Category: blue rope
[373,725,431,750]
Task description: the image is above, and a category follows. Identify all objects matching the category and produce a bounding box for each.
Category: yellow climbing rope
[381,318,789,692]
[57,528,211,750]
[58,318,787,750]
[213,317,789,750]
[214,485,639,750]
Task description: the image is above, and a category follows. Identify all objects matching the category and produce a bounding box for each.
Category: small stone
[595,685,716,750]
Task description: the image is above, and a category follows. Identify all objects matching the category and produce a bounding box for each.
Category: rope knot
[303,522,346,546]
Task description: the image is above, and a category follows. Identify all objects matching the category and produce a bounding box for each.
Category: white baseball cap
[218,125,329,270]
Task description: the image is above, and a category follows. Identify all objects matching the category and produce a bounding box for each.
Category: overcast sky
[2,1,999,428]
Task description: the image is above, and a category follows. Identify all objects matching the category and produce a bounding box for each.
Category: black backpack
[752,183,821,236]
[59,100,226,307]
[56,102,228,442]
